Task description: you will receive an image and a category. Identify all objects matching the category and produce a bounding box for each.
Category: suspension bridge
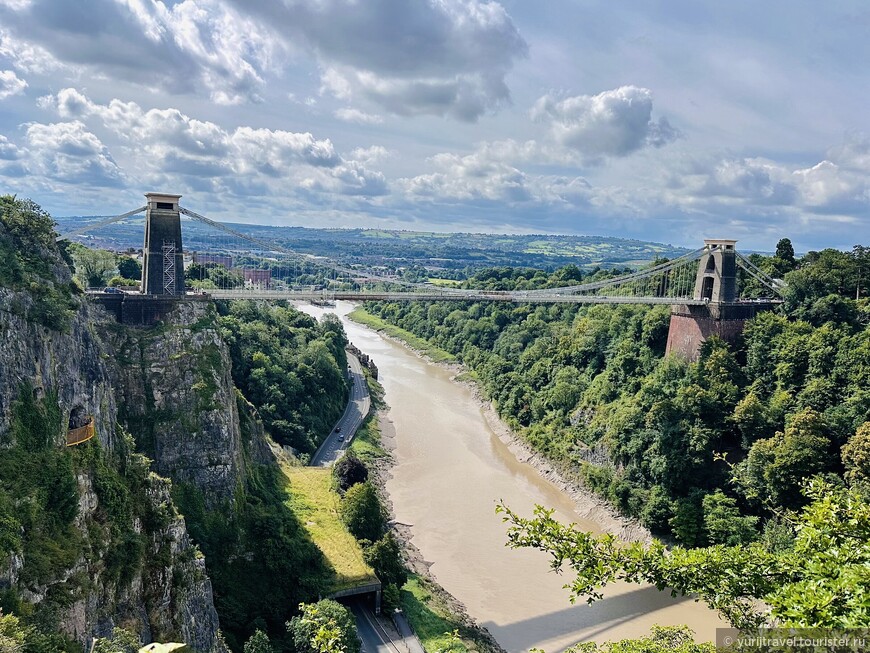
[60,193,785,359]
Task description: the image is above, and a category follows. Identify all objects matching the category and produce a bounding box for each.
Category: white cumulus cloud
[34,88,390,198]
[24,121,125,187]
[231,0,527,120]
[0,0,278,104]
[532,86,679,161]
[401,148,531,203]
[0,69,27,99]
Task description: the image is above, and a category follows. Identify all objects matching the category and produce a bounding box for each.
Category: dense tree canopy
[333,452,368,493]
[218,300,348,453]
[117,255,142,281]
[244,629,274,653]
[69,242,117,288]
[500,478,870,630]
[365,244,870,545]
[287,600,359,653]
[363,534,407,589]
[339,481,385,542]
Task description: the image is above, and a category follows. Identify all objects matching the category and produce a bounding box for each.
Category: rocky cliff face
[99,300,246,505]
[62,472,225,652]
[0,284,235,652]
[0,288,116,450]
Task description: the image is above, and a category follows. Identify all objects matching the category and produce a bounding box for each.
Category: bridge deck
[208,290,716,304]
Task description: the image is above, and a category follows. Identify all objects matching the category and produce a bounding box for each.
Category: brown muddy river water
[301,301,726,653]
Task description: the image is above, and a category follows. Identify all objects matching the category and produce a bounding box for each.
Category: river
[300,301,726,653]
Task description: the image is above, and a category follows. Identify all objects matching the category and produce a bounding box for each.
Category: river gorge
[302,301,725,653]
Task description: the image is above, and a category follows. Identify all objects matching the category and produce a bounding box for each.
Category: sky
[0,0,868,251]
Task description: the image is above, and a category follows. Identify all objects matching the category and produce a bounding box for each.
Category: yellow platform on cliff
[281,463,378,593]
[66,417,95,446]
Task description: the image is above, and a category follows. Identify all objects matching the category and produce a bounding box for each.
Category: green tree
[93,627,140,653]
[842,421,870,487]
[70,243,117,287]
[701,491,757,546]
[340,481,385,542]
[209,266,244,289]
[184,262,209,281]
[288,600,360,653]
[771,238,796,277]
[0,611,29,652]
[640,485,672,533]
[733,408,832,509]
[668,490,705,547]
[243,629,274,653]
[333,453,368,493]
[730,390,771,447]
[117,255,142,281]
[363,534,407,588]
[499,479,870,629]
[381,584,401,613]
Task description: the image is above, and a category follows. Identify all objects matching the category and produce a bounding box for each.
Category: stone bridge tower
[142,193,185,296]
[665,239,774,360]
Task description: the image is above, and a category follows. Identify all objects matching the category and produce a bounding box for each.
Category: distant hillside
[54,216,689,271]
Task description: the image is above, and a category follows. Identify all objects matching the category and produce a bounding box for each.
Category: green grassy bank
[347,308,456,364]
[282,463,377,593]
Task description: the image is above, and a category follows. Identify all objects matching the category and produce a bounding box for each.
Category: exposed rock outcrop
[99,301,245,504]
[0,288,117,450]
[60,473,225,652]
[0,287,232,651]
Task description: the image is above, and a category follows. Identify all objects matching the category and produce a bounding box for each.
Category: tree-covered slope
[364,244,870,545]
[216,301,348,456]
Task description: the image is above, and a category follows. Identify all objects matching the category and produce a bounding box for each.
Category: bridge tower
[141,192,185,296]
[665,239,772,360]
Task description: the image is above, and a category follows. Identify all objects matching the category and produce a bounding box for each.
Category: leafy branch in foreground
[498,479,870,630]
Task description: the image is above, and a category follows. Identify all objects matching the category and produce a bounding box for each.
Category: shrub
[333,453,368,493]
[288,599,360,653]
[339,482,385,542]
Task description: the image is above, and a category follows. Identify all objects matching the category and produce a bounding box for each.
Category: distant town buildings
[242,268,272,289]
[190,251,272,289]
[193,253,234,268]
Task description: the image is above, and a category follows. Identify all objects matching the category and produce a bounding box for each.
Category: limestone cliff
[98,301,246,505]
[0,282,230,651]
[0,289,116,451]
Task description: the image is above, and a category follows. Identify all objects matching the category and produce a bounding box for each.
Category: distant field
[428,278,461,286]
[282,463,377,592]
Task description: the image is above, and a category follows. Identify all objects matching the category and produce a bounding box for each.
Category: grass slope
[282,463,377,592]
[400,574,479,653]
[348,415,387,464]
